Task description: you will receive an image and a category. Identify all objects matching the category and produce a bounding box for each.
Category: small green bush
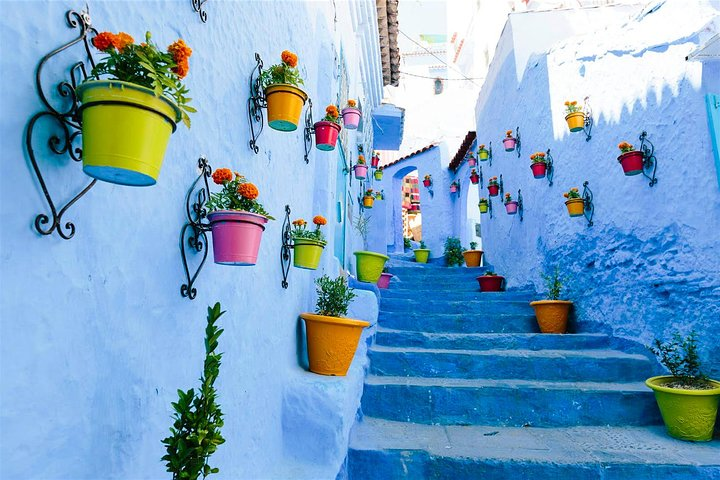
[649,331,711,389]
[443,237,464,266]
[403,237,411,250]
[315,275,357,318]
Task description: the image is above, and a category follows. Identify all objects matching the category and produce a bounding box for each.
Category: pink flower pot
[208,210,268,265]
[377,272,393,289]
[371,156,380,168]
[354,164,368,179]
[450,185,458,193]
[477,275,505,292]
[505,201,518,215]
[468,158,477,167]
[341,107,361,130]
[618,151,644,176]
[423,179,431,187]
[488,184,499,196]
[503,137,516,151]
[314,121,341,151]
[470,175,480,185]
[530,162,547,178]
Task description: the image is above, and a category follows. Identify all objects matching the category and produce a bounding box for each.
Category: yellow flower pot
[300,313,370,376]
[478,149,489,160]
[565,198,585,217]
[565,112,585,132]
[363,196,375,208]
[265,83,308,131]
[462,250,483,267]
[530,300,573,333]
[77,80,182,187]
[479,203,489,214]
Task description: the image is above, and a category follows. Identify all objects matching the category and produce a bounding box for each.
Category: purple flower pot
[377,273,393,289]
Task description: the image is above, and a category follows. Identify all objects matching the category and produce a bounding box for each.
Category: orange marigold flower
[571,100,577,105]
[564,101,570,105]
[479,144,485,149]
[168,39,193,62]
[326,105,339,118]
[237,182,259,200]
[571,187,579,192]
[347,99,357,108]
[313,215,327,226]
[281,50,298,68]
[564,193,569,198]
[292,219,306,226]
[92,32,116,51]
[211,168,233,184]
[506,130,513,136]
[112,32,135,52]
[173,59,189,79]
[538,152,545,158]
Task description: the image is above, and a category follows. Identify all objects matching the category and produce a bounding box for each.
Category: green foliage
[649,331,710,388]
[443,237,464,266]
[403,237,411,250]
[162,303,226,480]
[353,214,370,248]
[259,58,304,89]
[314,275,357,318]
[542,267,566,300]
[206,173,273,219]
[419,240,427,249]
[291,217,326,243]
[469,241,478,250]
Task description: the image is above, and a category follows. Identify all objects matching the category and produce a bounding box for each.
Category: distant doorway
[401,171,422,242]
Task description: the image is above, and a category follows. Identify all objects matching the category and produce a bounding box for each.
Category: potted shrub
[314,105,342,151]
[477,271,504,292]
[291,215,327,270]
[564,100,585,132]
[530,152,547,178]
[502,130,517,152]
[443,237,464,267]
[79,32,192,186]
[478,198,489,214]
[467,151,477,167]
[563,187,583,217]
[403,237,412,251]
[487,176,499,196]
[646,332,720,442]
[354,155,368,179]
[504,192,518,215]
[450,181,459,194]
[362,188,375,209]
[341,99,361,130]
[206,169,274,265]
[261,50,307,131]
[371,151,380,168]
[530,268,573,334]
[300,275,370,376]
[462,241,483,267]
[617,141,644,176]
[353,214,389,282]
[478,144,489,161]
[423,174,432,188]
[377,266,393,289]
[374,168,384,181]
[414,240,430,263]
[469,169,480,185]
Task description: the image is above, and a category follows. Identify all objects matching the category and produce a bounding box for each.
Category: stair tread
[364,375,651,391]
[376,328,606,338]
[369,345,649,360]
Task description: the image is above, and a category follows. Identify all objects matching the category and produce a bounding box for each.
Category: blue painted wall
[0,1,381,478]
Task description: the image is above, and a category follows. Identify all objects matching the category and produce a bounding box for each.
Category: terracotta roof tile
[449,131,476,171]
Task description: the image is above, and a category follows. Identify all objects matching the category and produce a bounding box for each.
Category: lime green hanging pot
[293,239,326,270]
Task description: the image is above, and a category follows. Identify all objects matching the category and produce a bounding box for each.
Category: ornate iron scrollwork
[488,141,493,167]
[546,149,555,187]
[247,53,266,154]
[180,157,213,300]
[191,0,208,23]
[517,189,524,222]
[499,174,504,200]
[478,165,484,188]
[303,98,314,164]
[582,96,594,142]
[281,205,292,289]
[25,9,98,240]
[582,180,595,227]
[488,197,494,219]
[514,127,522,158]
[638,131,658,187]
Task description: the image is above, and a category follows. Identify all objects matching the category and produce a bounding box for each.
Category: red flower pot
[477,275,504,292]
[423,179,431,187]
[503,138,516,151]
[488,184,499,196]
[618,150,644,176]
[371,156,380,168]
[530,162,547,178]
[314,121,341,151]
[470,175,480,185]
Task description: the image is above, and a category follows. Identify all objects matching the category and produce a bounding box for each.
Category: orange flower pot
[565,112,585,132]
[363,196,374,208]
[300,313,370,376]
[530,300,573,333]
[265,83,308,131]
[565,198,584,217]
[462,250,483,267]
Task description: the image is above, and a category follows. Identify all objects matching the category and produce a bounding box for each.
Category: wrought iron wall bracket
[303,99,314,164]
[583,96,594,142]
[546,149,555,186]
[247,53,267,154]
[190,0,208,22]
[488,198,494,219]
[488,141,493,167]
[582,180,595,227]
[478,166,484,188]
[517,189,524,221]
[499,174,504,200]
[515,127,522,158]
[638,131,658,187]
[280,205,292,289]
[25,9,98,240]
[180,157,213,300]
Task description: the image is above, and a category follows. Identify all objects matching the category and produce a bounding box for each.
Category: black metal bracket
[247,53,267,154]
[25,9,98,240]
[488,198,494,219]
[488,141,493,167]
[515,127,522,158]
[546,149,555,186]
[190,0,208,22]
[303,99,314,164]
[638,131,658,187]
[582,180,594,227]
[478,166,484,188]
[499,174,504,199]
[280,205,292,289]
[517,189,524,221]
[180,157,213,300]
[583,96,593,142]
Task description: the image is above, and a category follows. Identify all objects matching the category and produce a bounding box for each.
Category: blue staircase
[345,256,720,479]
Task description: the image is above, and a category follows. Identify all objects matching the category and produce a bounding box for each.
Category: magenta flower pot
[488,184,499,196]
[505,201,518,215]
[371,156,380,168]
[341,107,361,130]
[423,179,431,187]
[377,272,393,289]
[530,162,547,178]
[354,164,368,179]
[618,151,644,176]
[468,158,477,167]
[208,210,268,265]
[503,138,516,152]
[470,175,479,185]
[450,185,458,193]
[314,121,341,151]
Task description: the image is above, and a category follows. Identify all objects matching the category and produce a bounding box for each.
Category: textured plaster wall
[473,0,720,375]
[0,1,380,479]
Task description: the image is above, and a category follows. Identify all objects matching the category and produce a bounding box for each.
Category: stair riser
[381,290,535,301]
[378,313,539,333]
[361,384,662,427]
[381,300,534,315]
[375,332,610,350]
[368,351,651,382]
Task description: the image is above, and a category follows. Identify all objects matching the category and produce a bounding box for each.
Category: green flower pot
[353,251,389,283]
[414,249,430,263]
[293,238,326,270]
[645,376,720,442]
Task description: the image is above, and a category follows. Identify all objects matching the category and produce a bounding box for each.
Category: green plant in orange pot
[530,267,573,334]
[462,241,483,268]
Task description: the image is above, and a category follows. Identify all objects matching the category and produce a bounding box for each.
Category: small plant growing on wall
[443,237,464,267]
[162,303,225,480]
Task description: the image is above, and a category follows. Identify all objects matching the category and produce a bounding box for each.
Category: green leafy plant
[259,50,304,89]
[564,100,582,114]
[353,214,371,249]
[443,237,464,266]
[206,168,273,219]
[469,241,478,250]
[530,152,547,164]
[291,215,327,243]
[89,31,195,127]
[542,267,566,300]
[504,192,514,204]
[488,176,498,186]
[649,332,712,389]
[315,275,357,318]
[162,303,226,480]
[417,240,427,250]
[564,187,580,200]
[618,141,635,154]
[403,237,411,250]
[483,271,497,276]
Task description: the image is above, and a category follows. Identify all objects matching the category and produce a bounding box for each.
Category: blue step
[378,312,539,333]
[360,376,662,426]
[380,298,534,315]
[375,329,611,350]
[347,419,720,480]
[368,346,652,382]
[381,289,536,301]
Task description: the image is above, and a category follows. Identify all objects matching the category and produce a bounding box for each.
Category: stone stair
[344,256,720,479]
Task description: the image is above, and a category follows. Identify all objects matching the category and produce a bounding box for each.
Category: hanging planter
[478,144,489,161]
[262,51,308,131]
[206,169,274,265]
[477,272,504,292]
[354,156,368,179]
[377,271,393,289]
[341,99,361,130]
[530,152,547,178]
[413,241,430,263]
[362,189,375,209]
[290,215,327,270]
[467,152,477,167]
[478,198,489,214]
[502,130,517,152]
[564,100,585,132]
[79,33,193,186]
[354,251,389,282]
[504,193,518,215]
[564,187,584,217]
[487,177,499,196]
[617,141,644,175]
[423,175,432,188]
[313,105,342,151]
[469,169,480,185]
[374,168,384,181]
[371,151,380,168]
[450,181,459,194]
